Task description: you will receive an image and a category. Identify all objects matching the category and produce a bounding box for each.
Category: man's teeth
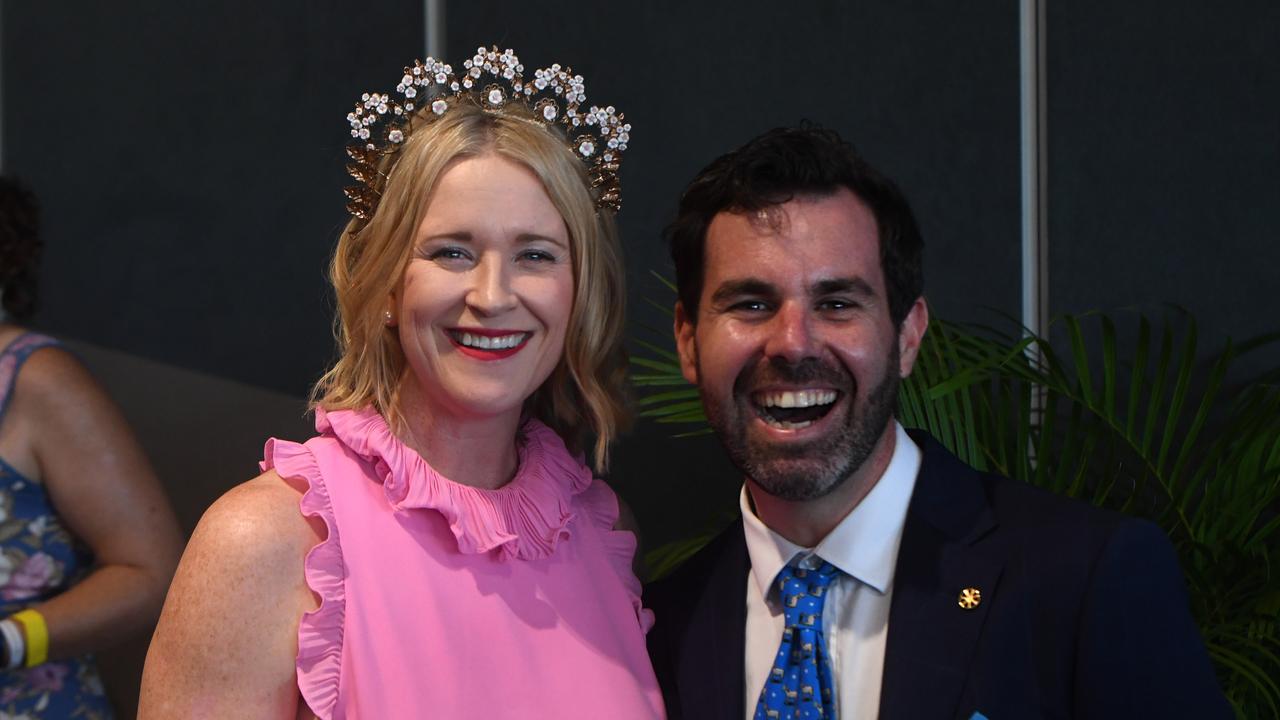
[456,332,526,350]
[761,417,815,431]
[755,389,837,409]
[753,389,837,430]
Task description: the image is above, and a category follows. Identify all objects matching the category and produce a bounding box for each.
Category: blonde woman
[139,49,662,719]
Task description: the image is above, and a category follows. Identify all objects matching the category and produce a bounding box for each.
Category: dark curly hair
[0,177,40,322]
[665,124,924,328]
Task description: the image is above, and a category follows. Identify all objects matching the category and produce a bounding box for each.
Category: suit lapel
[676,527,750,720]
[879,435,1004,719]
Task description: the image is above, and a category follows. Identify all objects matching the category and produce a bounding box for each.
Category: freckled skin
[674,190,928,545]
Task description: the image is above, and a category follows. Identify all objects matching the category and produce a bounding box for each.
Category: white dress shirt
[742,422,921,719]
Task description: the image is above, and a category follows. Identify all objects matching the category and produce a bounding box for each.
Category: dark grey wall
[6,1,424,396]
[446,1,1024,326]
[1046,0,1280,375]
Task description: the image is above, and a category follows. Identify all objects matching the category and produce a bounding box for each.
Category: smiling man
[644,126,1228,719]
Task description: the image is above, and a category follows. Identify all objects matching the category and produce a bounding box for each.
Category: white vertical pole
[425,0,444,59]
[1020,0,1048,339]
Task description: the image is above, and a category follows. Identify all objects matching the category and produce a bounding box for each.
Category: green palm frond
[645,530,721,581]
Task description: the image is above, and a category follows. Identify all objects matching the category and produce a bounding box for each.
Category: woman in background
[0,176,184,718]
[139,48,661,718]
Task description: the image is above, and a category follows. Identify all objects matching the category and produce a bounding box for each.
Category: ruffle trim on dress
[261,438,345,720]
[315,407,595,562]
[576,479,656,635]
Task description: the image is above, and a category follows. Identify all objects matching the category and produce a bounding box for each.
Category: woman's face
[394,153,575,424]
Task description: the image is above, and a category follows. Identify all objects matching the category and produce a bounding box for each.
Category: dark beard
[701,345,900,502]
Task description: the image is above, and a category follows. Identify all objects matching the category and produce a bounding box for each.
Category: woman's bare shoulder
[195,471,325,570]
[139,471,323,717]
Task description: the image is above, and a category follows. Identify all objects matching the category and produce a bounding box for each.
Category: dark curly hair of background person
[0,177,41,322]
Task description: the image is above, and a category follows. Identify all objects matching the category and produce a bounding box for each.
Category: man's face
[674,189,927,501]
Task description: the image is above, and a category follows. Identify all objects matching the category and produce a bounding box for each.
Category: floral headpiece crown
[343,46,631,223]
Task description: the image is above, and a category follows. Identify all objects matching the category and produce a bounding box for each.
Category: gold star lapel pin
[957,587,982,610]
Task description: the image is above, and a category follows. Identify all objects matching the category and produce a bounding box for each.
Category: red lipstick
[446,328,531,361]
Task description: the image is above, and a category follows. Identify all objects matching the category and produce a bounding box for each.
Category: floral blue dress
[0,333,113,719]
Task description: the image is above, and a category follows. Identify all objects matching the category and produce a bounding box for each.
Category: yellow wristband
[12,609,48,667]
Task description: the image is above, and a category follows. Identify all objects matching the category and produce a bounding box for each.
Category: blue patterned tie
[754,559,840,720]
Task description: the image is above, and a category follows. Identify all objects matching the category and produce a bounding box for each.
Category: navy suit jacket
[645,433,1230,719]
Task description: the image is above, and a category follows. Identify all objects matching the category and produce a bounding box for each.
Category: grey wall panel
[449,1,1023,327]
[5,2,423,395]
[448,1,1024,545]
[66,340,312,534]
[1047,1,1280,373]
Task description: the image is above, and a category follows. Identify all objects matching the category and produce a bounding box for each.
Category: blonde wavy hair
[311,100,630,469]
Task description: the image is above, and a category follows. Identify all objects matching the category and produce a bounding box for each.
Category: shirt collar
[741,422,922,599]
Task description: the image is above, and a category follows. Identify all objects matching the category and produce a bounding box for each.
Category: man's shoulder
[913,433,1166,571]
[982,469,1130,533]
[918,434,1130,527]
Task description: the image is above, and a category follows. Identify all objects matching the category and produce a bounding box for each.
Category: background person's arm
[10,345,183,659]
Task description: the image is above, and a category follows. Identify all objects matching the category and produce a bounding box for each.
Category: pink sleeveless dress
[260,407,665,719]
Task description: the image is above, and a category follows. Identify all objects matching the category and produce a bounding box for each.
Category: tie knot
[775,559,839,623]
